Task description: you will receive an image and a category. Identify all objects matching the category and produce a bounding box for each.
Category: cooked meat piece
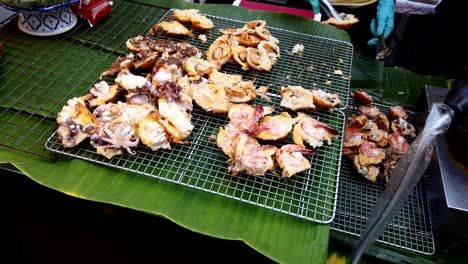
[358,105,380,120]
[228,133,276,176]
[275,144,315,178]
[391,118,416,138]
[255,112,298,141]
[84,81,119,107]
[343,127,363,148]
[293,112,338,148]
[352,89,373,104]
[311,89,342,110]
[148,21,194,38]
[389,105,408,120]
[138,112,171,151]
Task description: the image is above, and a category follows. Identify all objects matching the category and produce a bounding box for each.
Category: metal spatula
[349,82,468,263]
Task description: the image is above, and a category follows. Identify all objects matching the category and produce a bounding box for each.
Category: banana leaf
[0,0,450,263]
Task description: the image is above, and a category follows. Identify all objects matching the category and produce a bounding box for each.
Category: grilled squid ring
[246,47,272,71]
[237,32,261,47]
[183,57,217,77]
[258,40,280,63]
[231,45,250,71]
[207,42,232,69]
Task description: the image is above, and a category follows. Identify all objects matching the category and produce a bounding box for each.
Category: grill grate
[330,99,435,254]
[44,9,355,224]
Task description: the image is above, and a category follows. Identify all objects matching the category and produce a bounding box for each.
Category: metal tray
[330,99,435,254]
[45,10,354,224]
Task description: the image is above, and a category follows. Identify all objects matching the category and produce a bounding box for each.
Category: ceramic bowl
[1,0,78,36]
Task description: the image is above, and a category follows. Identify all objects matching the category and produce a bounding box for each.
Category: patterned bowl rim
[0,0,79,12]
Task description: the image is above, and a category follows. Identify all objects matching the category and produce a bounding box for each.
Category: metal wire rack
[330,99,435,255]
[43,8,355,224]
[0,0,168,158]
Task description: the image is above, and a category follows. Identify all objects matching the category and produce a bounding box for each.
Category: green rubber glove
[308,0,320,16]
[367,0,395,46]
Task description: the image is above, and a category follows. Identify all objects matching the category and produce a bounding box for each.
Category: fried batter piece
[311,89,342,110]
[148,21,194,38]
[293,112,338,148]
[275,144,315,178]
[280,85,315,111]
[57,97,98,148]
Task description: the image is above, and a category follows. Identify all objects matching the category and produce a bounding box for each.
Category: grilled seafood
[246,47,272,71]
[293,113,338,148]
[227,104,273,133]
[343,127,363,148]
[352,89,373,104]
[90,121,140,159]
[183,57,217,77]
[193,83,230,114]
[231,45,250,71]
[275,144,315,178]
[116,70,151,92]
[358,105,380,120]
[216,124,241,158]
[84,81,119,107]
[99,53,134,79]
[311,89,342,110]
[389,105,408,120]
[172,9,214,30]
[148,21,194,38]
[357,140,385,167]
[238,32,262,47]
[152,60,183,84]
[228,133,277,176]
[280,85,315,111]
[391,118,416,138]
[255,112,297,141]
[158,99,193,143]
[207,42,232,70]
[138,112,171,151]
[126,35,157,52]
[257,40,280,63]
[57,97,98,147]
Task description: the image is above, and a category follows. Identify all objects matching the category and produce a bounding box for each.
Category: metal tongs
[320,0,343,22]
[349,82,468,263]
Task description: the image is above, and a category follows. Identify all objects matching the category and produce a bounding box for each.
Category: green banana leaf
[0,0,451,263]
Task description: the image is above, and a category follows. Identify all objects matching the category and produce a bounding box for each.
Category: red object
[239,0,315,20]
[71,0,112,27]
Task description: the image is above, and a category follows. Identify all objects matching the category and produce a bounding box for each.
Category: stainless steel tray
[45,10,354,224]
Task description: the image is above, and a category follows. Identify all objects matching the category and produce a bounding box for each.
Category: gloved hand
[367,0,395,46]
[308,0,320,16]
